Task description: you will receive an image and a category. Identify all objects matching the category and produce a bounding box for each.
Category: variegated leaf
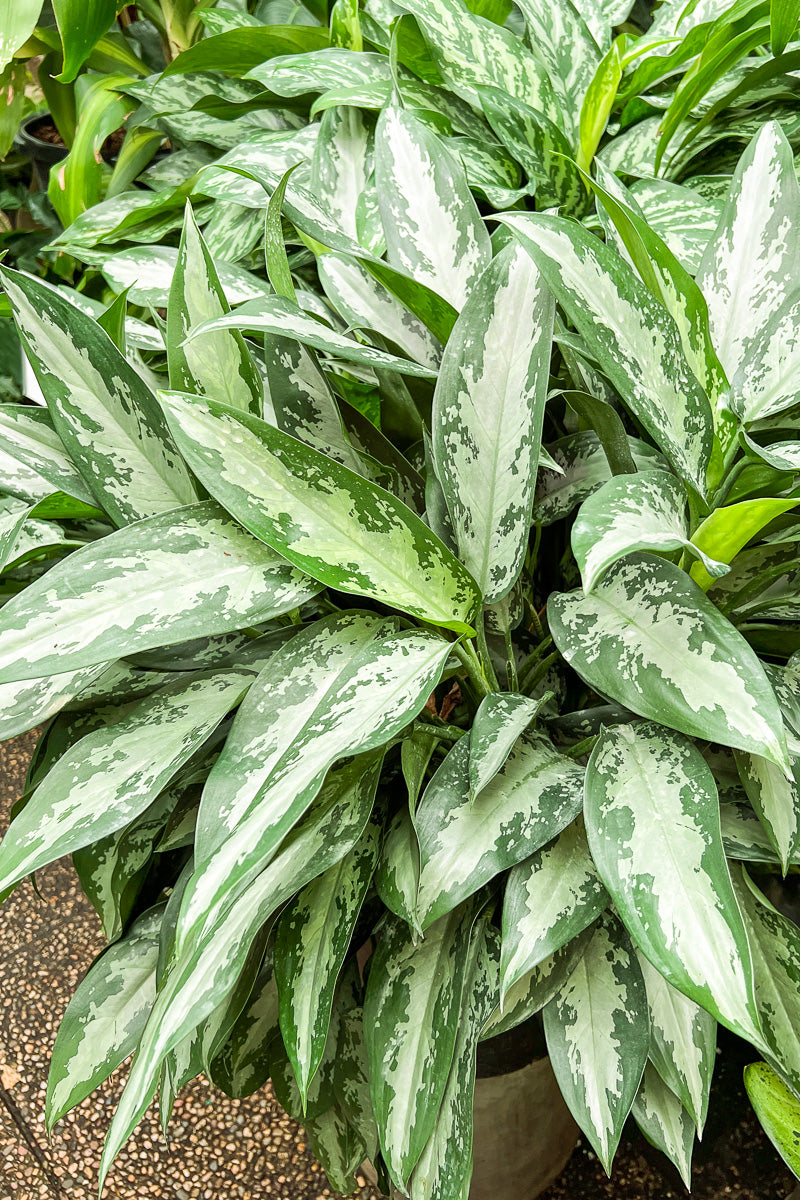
[534,431,668,526]
[481,926,596,1040]
[632,1063,695,1188]
[549,555,791,770]
[333,1008,379,1163]
[0,665,109,742]
[543,911,649,1173]
[101,754,380,1187]
[629,178,721,275]
[431,241,554,602]
[274,820,380,1101]
[101,245,272,309]
[311,106,371,245]
[1,267,196,525]
[498,213,714,496]
[159,393,480,634]
[0,406,98,508]
[317,253,442,371]
[0,502,318,683]
[585,722,761,1042]
[468,692,543,801]
[46,906,162,1130]
[0,671,250,895]
[247,47,391,95]
[374,106,491,312]
[166,204,261,414]
[409,909,500,1200]
[176,618,450,952]
[514,0,601,136]
[415,730,585,929]
[572,471,727,592]
[721,801,786,866]
[501,818,609,1000]
[363,903,478,1190]
[732,865,800,1094]
[375,807,421,934]
[734,751,800,875]
[637,951,716,1134]
[730,292,800,425]
[186,294,437,379]
[209,960,280,1099]
[697,122,800,385]
[690,497,799,592]
[398,0,564,127]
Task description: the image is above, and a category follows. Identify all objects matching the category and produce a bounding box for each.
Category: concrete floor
[0,731,379,1200]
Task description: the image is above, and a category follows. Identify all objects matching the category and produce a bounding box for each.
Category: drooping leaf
[499,213,714,496]
[0,501,319,683]
[543,911,649,1173]
[46,906,162,1130]
[468,692,543,802]
[1,266,196,525]
[549,554,791,771]
[585,722,761,1042]
[501,818,609,1000]
[734,751,800,875]
[415,730,585,929]
[166,204,261,414]
[53,0,117,83]
[631,1063,695,1188]
[431,241,554,603]
[482,926,596,1040]
[744,1061,800,1180]
[159,392,480,634]
[0,0,40,71]
[374,106,490,313]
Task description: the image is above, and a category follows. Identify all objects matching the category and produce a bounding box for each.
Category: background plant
[1,0,800,1197]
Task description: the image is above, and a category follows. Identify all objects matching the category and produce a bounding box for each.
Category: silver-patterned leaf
[549,554,790,770]
[159,393,480,634]
[310,105,371,245]
[629,178,721,274]
[432,241,554,602]
[375,806,421,934]
[585,722,761,1042]
[468,692,543,802]
[0,502,318,682]
[631,1063,695,1188]
[501,818,609,1000]
[481,926,596,1040]
[0,406,98,508]
[1,267,196,525]
[0,671,250,894]
[415,730,585,929]
[637,951,716,1134]
[543,911,649,1173]
[734,750,800,875]
[374,105,491,312]
[513,0,601,136]
[534,431,668,526]
[730,292,800,425]
[46,906,162,1130]
[363,902,478,1190]
[571,470,727,591]
[101,245,272,308]
[0,665,110,742]
[499,213,714,495]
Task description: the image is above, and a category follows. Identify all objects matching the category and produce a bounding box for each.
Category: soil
[25,119,126,161]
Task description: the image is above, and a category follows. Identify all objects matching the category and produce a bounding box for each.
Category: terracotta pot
[362,1052,578,1199]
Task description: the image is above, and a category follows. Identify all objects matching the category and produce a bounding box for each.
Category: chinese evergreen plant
[2,0,800,1196]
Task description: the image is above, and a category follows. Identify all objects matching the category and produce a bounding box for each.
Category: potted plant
[1,0,800,1197]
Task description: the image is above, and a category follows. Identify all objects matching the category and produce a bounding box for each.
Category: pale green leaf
[632,1063,695,1188]
[744,1061,800,1179]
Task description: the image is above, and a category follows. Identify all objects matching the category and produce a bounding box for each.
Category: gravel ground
[0,732,796,1200]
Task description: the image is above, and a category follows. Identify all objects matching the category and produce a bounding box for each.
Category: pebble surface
[0,731,381,1200]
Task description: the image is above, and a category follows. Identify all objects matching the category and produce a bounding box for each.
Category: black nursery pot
[16,113,69,188]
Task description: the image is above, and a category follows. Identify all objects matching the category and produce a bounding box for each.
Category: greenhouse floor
[0,733,795,1200]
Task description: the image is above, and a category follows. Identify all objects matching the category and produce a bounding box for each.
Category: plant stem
[520,650,560,694]
[477,616,501,692]
[453,640,491,698]
[516,635,554,692]
[413,719,464,744]
[502,622,519,691]
[563,734,598,759]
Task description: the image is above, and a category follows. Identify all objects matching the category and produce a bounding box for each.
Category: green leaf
[771,0,800,51]
[265,166,298,303]
[431,241,554,603]
[732,866,800,1094]
[159,392,480,634]
[53,0,117,83]
[585,722,761,1042]
[744,1061,800,1179]
[415,730,585,929]
[0,0,40,70]
[0,671,250,895]
[468,692,544,802]
[363,903,478,1190]
[501,818,609,1000]
[409,908,499,1200]
[578,36,624,172]
[549,554,791,771]
[101,753,378,1189]
[375,806,421,933]
[46,907,162,1131]
[0,501,319,683]
[632,1063,695,1188]
[543,911,649,1173]
[637,951,716,1134]
[274,820,380,1102]
[176,617,451,954]
[697,122,800,387]
[167,204,261,415]
[1,266,197,525]
[572,471,728,592]
[734,752,800,874]
[513,0,601,136]
[500,214,714,496]
[690,498,799,591]
[162,25,330,76]
[374,105,491,312]
[48,74,130,227]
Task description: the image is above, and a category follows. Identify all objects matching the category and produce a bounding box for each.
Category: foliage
[1,0,800,1197]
